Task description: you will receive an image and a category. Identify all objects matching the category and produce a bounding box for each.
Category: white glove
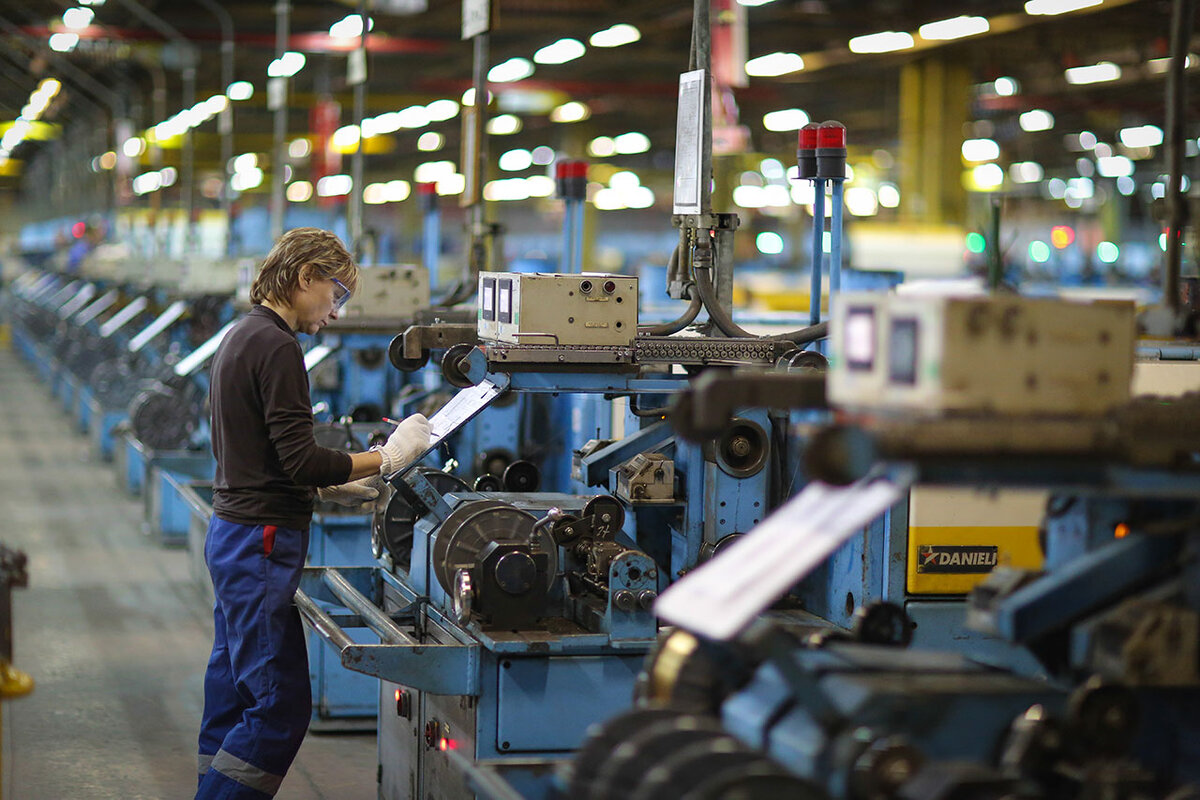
[318,476,381,507]
[377,413,431,476]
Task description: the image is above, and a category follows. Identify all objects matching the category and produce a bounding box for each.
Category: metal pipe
[321,569,414,645]
[809,181,826,326]
[1163,0,1196,315]
[468,31,490,281]
[194,0,235,256]
[349,0,370,259]
[689,0,713,215]
[270,0,291,242]
[829,179,844,296]
[293,589,355,652]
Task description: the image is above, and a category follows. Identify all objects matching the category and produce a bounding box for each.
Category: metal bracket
[401,323,479,360]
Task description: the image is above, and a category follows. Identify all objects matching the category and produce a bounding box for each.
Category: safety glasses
[330,277,352,312]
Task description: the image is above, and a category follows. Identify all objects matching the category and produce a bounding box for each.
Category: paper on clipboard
[654,468,912,641]
[387,379,507,480]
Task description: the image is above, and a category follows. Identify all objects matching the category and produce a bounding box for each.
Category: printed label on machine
[916,545,999,573]
[655,468,912,641]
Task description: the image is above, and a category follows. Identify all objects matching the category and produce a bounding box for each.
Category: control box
[829,292,1135,416]
[477,272,638,346]
[341,264,430,319]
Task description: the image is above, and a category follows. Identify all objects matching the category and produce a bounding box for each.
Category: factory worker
[196,227,430,800]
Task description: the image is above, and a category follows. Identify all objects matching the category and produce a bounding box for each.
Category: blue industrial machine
[566,291,1200,800]
[297,255,828,799]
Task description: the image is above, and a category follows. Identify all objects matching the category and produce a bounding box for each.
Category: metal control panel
[829,292,1135,416]
[342,264,430,319]
[478,272,638,347]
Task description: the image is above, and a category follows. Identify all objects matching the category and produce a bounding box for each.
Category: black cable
[629,395,671,418]
[693,262,828,345]
[639,283,702,336]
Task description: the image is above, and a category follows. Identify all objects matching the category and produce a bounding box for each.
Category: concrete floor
[0,346,378,799]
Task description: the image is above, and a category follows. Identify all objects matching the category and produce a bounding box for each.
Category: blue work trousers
[196,516,311,799]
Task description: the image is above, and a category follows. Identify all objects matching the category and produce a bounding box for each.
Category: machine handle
[296,567,481,695]
[321,568,416,646]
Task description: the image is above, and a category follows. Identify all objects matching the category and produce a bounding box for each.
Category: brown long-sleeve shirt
[210,305,352,529]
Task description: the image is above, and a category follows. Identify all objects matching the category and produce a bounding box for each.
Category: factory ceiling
[0,0,1187,213]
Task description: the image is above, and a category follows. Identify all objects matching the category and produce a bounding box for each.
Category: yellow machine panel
[907,487,1045,594]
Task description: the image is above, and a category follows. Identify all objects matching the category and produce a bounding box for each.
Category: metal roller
[567,708,684,799]
[430,499,557,595]
[128,382,198,451]
[372,469,471,568]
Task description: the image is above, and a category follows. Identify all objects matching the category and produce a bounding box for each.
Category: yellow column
[898,56,972,226]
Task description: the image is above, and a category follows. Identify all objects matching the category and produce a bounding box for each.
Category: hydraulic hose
[692,262,828,345]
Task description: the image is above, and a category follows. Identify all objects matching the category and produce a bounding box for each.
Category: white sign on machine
[655,468,912,641]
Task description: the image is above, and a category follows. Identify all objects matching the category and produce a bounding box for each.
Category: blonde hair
[249,227,358,306]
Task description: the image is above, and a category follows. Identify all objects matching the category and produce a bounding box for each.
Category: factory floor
[0,347,377,799]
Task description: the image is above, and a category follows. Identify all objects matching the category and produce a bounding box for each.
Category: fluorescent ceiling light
[589,24,640,48]
[1019,109,1055,132]
[1024,0,1102,14]
[1009,161,1044,183]
[961,138,1000,162]
[486,114,522,135]
[745,52,804,77]
[919,16,989,40]
[1096,155,1134,177]
[762,108,809,132]
[1119,124,1163,148]
[287,181,313,203]
[550,101,590,123]
[227,81,254,101]
[534,38,585,65]
[62,7,95,29]
[488,58,534,83]
[972,163,1005,189]
[49,33,79,52]
[329,14,373,39]
[1065,61,1121,84]
[498,149,533,172]
[613,132,650,154]
[1148,54,1195,73]
[993,77,1019,96]
[426,99,460,121]
[848,31,914,54]
[268,52,306,78]
[417,132,444,152]
[317,174,352,197]
[415,160,457,183]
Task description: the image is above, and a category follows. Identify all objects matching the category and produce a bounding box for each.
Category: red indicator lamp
[1050,225,1075,249]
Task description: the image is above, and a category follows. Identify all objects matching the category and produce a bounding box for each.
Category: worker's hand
[318,476,381,507]
[377,413,431,476]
